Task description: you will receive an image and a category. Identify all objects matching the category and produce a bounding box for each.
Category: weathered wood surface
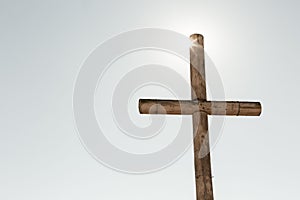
[190,33,213,200]
[138,33,262,200]
[139,99,261,116]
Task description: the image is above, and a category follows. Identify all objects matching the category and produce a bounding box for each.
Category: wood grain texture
[137,33,262,200]
[190,34,213,200]
[139,99,262,116]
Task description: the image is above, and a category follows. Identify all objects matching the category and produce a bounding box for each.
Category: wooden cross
[138,34,262,200]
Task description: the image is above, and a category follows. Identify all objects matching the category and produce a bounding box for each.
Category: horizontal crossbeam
[139,99,261,116]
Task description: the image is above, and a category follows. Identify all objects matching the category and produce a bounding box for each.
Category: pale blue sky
[0,0,299,199]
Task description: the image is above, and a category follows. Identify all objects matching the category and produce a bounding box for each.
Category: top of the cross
[190,33,204,46]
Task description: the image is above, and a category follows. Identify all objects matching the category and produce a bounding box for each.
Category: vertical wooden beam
[190,34,214,200]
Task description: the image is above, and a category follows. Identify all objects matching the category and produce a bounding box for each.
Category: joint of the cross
[192,98,205,103]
